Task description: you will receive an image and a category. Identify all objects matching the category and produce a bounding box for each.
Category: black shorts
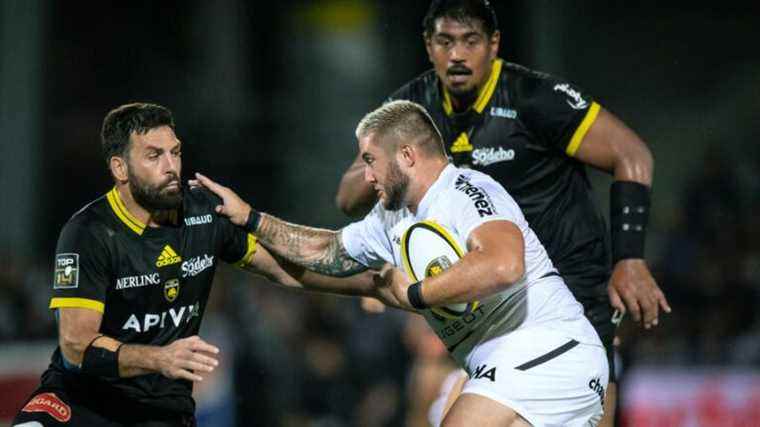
[12,382,196,427]
[564,277,618,383]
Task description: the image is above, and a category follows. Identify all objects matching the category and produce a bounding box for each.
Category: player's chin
[159,188,183,207]
[445,78,474,94]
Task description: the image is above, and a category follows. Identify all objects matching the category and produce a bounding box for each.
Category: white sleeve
[449,175,525,241]
[341,205,393,270]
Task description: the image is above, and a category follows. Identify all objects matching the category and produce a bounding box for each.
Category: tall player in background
[335,1,671,425]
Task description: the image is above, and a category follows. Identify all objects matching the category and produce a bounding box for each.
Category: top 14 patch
[54,253,79,289]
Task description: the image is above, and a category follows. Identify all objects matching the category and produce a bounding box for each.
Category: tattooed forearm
[255,213,366,277]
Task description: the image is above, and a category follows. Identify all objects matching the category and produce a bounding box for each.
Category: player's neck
[115,185,176,228]
[450,90,478,113]
[447,62,496,113]
[406,160,448,214]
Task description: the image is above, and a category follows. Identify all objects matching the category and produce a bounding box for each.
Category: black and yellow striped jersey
[389,59,610,296]
[46,185,256,415]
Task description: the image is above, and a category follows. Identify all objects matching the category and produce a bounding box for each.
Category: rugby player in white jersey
[193,100,608,426]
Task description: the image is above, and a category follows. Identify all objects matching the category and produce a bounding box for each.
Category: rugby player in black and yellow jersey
[335,1,672,424]
[12,103,380,427]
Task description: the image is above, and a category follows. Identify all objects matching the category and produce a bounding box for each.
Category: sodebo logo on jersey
[472,147,515,166]
[122,302,200,333]
[181,254,215,278]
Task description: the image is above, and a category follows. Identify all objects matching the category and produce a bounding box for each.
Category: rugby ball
[400,220,479,319]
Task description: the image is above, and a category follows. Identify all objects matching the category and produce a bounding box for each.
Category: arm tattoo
[255,213,366,277]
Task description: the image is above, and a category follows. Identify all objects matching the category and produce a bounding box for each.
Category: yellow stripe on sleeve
[565,102,601,157]
[235,233,259,268]
[49,297,105,313]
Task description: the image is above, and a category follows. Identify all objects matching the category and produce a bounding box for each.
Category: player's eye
[466,35,481,46]
[435,37,452,48]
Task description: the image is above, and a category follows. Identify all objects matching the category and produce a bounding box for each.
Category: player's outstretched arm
[58,308,219,382]
[572,108,671,329]
[239,243,375,295]
[335,152,377,218]
[375,220,525,310]
[191,173,366,278]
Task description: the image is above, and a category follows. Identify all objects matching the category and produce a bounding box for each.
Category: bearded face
[380,158,410,211]
[128,164,182,211]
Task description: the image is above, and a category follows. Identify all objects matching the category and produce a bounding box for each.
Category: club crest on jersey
[426,256,452,277]
[54,253,79,289]
[156,245,182,267]
[164,278,180,302]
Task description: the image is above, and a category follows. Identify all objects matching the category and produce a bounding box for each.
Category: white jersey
[342,164,601,366]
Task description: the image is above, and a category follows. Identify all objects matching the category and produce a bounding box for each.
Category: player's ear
[423,33,434,64]
[110,156,128,183]
[489,30,501,60]
[399,144,415,167]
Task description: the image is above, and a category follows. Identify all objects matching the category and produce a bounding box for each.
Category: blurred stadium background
[1,1,759,426]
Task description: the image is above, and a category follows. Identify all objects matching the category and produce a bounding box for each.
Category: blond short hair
[355,100,446,157]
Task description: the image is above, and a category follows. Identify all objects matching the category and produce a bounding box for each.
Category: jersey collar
[442,58,503,117]
[415,164,457,220]
[106,187,146,235]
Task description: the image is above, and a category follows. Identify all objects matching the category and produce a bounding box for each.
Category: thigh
[462,327,608,427]
[12,388,118,427]
[443,393,530,427]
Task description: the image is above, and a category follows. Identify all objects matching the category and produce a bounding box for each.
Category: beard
[381,160,410,211]
[128,168,183,211]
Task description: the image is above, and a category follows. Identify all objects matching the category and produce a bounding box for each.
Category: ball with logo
[401,220,479,319]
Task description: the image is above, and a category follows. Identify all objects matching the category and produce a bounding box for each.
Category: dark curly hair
[423,0,499,38]
[100,102,175,165]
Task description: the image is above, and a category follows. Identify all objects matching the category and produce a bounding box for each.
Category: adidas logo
[156,245,182,267]
[450,133,473,153]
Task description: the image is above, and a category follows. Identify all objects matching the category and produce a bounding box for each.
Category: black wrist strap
[244,209,262,233]
[610,181,650,264]
[81,336,121,379]
[407,281,428,310]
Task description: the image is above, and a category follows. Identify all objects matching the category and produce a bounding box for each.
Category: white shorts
[462,325,609,427]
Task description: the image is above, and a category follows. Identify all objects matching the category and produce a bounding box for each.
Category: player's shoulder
[60,193,115,241]
[503,62,562,100]
[366,202,410,228]
[184,186,223,214]
[446,167,504,195]
[503,61,591,110]
[387,69,440,107]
